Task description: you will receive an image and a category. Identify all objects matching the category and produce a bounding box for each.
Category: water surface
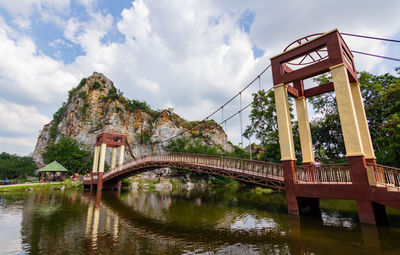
[1,187,400,254]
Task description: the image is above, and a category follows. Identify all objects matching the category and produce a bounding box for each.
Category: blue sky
[0,0,399,155]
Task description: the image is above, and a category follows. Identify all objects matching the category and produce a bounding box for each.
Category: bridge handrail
[103,153,283,180]
[138,152,283,166]
[296,163,351,184]
[367,162,400,190]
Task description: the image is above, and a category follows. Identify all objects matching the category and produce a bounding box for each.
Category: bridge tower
[270,30,380,224]
[90,130,126,192]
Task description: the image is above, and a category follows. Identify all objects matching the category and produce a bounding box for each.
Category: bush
[67,78,87,102]
[49,125,58,141]
[79,102,90,117]
[122,99,152,112]
[121,179,131,187]
[92,81,101,89]
[78,91,87,99]
[49,101,68,142]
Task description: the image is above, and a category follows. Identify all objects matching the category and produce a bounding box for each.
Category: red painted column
[282,160,299,215]
[347,156,369,186]
[348,155,387,225]
[356,200,378,225]
[97,172,103,192]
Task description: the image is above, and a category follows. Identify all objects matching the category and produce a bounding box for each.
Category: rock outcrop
[32,72,232,165]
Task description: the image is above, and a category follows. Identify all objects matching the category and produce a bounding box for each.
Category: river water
[1,187,400,254]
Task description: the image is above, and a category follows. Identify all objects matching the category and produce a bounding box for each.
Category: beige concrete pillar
[92,207,100,245]
[85,202,94,236]
[330,64,364,156]
[111,147,117,169]
[295,96,314,163]
[350,82,375,159]
[113,214,119,239]
[105,208,111,233]
[98,143,107,173]
[92,145,100,172]
[274,84,296,161]
[118,145,125,166]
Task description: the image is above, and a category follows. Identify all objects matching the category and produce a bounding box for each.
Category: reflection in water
[1,188,400,254]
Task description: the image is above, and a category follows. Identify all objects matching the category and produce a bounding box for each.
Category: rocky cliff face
[32,72,232,165]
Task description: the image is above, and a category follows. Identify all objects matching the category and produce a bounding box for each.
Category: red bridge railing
[367,163,400,191]
[295,163,352,184]
[104,153,283,181]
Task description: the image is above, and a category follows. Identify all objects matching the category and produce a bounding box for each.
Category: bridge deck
[85,153,285,190]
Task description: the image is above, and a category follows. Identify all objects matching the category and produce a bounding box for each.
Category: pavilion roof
[38,161,68,172]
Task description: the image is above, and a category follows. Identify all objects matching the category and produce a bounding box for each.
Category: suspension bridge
[83,29,400,226]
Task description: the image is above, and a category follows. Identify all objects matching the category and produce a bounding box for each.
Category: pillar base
[282,160,299,215]
[102,180,122,191]
[357,200,388,226]
[286,192,300,215]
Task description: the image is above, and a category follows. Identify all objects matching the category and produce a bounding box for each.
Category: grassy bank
[0,180,82,192]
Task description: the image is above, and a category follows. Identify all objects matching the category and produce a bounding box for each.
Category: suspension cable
[154,64,272,145]
[239,92,243,147]
[221,106,224,128]
[351,50,400,62]
[342,32,400,44]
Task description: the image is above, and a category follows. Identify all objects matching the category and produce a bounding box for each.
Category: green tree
[307,74,345,160]
[243,89,301,163]
[0,152,36,179]
[42,137,93,175]
[358,69,400,167]
[243,89,279,145]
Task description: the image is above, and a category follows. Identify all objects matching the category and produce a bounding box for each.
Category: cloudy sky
[0,0,399,156]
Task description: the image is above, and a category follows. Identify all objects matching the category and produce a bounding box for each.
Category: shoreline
[0,181,81,192]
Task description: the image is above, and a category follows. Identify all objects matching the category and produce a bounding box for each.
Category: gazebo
[38,161,68,182]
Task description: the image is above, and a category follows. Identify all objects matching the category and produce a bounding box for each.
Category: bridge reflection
[79,191,396,255]
[10,189,400,254]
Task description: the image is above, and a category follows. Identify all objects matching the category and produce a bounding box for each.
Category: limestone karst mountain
[32,72,232,165]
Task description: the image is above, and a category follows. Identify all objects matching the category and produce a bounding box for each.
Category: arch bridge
[84,153,285,190]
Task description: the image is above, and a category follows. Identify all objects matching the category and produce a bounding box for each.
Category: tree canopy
[243,89,301,163]
[42,136,93,175]
[0,152,37,179]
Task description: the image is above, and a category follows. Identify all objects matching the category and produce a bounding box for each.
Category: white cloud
[0,137,37,155]
[0,99,50,135]
[1,0,400,155]
[118,0,151,41]
[0,0,70,28]
[136,77,160,92]
[0,18,78,104]
[49,38,73,48]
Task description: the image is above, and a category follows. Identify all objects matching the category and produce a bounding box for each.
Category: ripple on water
[230,212,278,232]
[321,210,356,228]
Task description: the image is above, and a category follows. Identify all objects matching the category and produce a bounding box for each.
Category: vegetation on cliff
[166,137,249,158]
